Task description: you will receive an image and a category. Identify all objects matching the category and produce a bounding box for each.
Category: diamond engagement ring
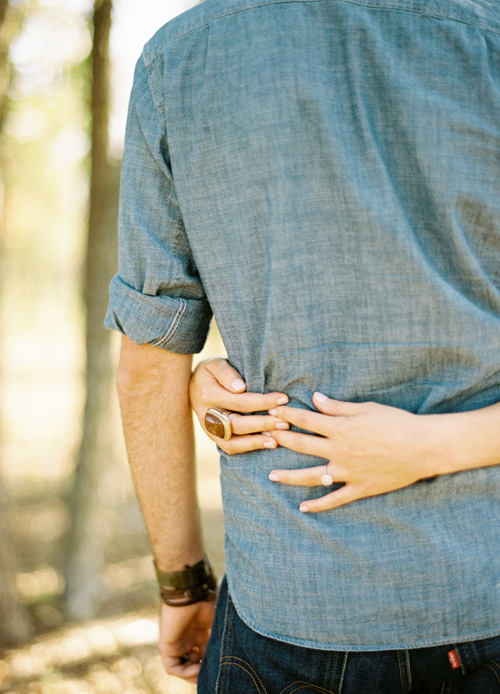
[320,465,333,486]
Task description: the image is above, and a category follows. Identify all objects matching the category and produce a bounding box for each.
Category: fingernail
[262,431,273,437]
[299,505,310,513]
[313,392,327,404]
[268,408,277,417]
[276,396,288,405]
[269,472,279,481]
[232,378,246,391]
[275,422,289,430]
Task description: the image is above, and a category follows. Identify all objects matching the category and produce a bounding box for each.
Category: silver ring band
[320,464,333,487]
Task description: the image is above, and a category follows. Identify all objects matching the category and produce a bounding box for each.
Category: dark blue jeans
[198,577,500,694]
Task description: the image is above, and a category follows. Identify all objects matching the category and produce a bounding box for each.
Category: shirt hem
[226,575,500,651]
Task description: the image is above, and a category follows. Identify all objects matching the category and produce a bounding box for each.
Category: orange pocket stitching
[485,662,500,685]
[279,680,335,694]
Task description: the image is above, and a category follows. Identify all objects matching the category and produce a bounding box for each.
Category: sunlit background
[0,1,225,692]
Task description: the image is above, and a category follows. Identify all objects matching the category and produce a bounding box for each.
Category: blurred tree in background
[0,0,33,646]
[63,0,120,622]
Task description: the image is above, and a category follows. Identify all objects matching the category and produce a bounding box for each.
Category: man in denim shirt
[107,0,500,690]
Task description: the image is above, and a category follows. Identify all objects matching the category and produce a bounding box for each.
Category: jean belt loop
[452,642,472,674]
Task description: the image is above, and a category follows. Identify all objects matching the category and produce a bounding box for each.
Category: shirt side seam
[164,0,500,43]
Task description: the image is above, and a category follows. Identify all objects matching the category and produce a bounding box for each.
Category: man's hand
[159,599,216,683]
[268,392,455,512]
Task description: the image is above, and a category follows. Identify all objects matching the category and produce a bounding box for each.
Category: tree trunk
[0,486,33,646]
[0,0,33,646]
[63,0,118,620]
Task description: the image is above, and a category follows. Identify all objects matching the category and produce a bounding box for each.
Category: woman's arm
[268,392,500,512]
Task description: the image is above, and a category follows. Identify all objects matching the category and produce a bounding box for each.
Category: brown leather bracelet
[159,579,217,606]
[154,556,217,607]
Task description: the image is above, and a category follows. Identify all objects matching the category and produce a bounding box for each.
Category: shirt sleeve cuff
[104,274,212,354]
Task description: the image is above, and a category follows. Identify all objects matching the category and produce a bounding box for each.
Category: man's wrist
[154,555,217,607]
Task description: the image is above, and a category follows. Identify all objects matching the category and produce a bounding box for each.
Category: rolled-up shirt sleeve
[105,54,212,353]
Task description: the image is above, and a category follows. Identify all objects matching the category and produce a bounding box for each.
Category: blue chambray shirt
[106,0,500,649]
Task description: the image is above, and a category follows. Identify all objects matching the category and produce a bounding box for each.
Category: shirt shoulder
[143,0,263,56]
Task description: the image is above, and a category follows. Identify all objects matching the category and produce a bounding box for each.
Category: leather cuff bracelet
[154,556,217,607]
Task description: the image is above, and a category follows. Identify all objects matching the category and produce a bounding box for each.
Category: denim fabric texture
[198,577,500,694]
[105,0,500,648]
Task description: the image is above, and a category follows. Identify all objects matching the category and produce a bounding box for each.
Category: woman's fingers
[268,464,333,487]
[298,486,360,513]
[312,392,364,416]
[229,413,289,435]
[268,463,364,513]
[268,405,334,437]
[269,429,331,459]
[267,466,362,513]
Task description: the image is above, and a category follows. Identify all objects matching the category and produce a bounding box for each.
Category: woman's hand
[268,392,455,512]
[189,357,289,455]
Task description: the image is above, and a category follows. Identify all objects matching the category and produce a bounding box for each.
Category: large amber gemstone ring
[204,408,233,440]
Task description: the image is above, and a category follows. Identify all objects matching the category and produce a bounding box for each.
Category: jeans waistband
[456,634,500,673]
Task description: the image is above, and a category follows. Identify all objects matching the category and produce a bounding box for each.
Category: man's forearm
[117,335,204,572]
